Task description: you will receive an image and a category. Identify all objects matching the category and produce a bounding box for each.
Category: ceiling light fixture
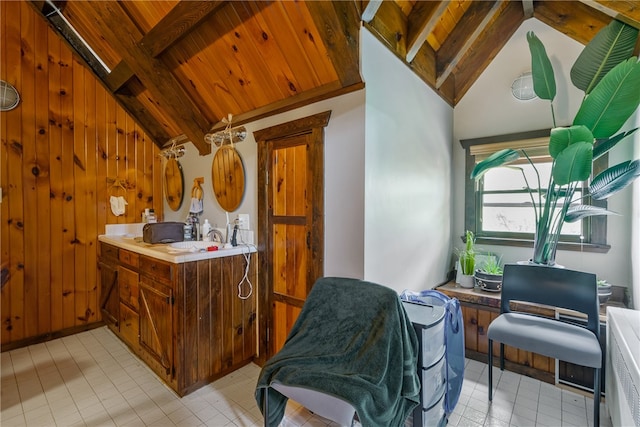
[511,72,537,101]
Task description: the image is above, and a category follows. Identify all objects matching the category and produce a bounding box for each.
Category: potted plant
[471,20,640,266]
[475,254,503,292]
[597,279,613,305]
[456,230,476,288]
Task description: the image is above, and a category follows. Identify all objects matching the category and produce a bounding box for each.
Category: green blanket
[255,277,421,426]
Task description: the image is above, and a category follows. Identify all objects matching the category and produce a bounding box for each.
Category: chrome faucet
[207,228,224,243]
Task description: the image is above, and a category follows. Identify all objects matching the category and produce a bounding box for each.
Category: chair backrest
[501,263,599,337]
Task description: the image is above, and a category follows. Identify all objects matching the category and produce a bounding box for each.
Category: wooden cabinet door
[139,279,173,374]
[98,261,119,328]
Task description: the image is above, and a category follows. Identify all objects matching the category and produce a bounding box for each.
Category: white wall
[361,29,454,292]
[453,18,635,288]
[163,90,366,279]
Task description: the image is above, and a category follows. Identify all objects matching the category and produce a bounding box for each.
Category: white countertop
[99,234,256,264]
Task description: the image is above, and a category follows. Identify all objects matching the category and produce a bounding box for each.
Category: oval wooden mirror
[212,146,245,211]
[164,158,184,211]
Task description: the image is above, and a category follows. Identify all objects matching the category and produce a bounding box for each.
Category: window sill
[472,236,611,254]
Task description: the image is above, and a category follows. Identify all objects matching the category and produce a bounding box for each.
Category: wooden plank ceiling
[29,1,640,155]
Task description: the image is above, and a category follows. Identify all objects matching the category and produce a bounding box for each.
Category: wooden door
[255,111,330,361]
[139,279,173,374]
[98,261,119,329]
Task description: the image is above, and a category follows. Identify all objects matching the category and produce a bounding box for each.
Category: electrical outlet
[237,214,250,230]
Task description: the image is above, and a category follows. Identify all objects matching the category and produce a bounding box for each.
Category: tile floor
[1,327,612,427]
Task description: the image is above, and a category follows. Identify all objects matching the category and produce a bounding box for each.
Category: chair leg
[499,343,505,371]
[593,368,600,427]
[488,338,493,401]
[263,387,269,427]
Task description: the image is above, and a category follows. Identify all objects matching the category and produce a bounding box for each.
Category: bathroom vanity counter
[98,237,257,396]
[98,234,256,263]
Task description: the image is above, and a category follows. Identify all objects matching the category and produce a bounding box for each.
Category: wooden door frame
[254,111,331,364]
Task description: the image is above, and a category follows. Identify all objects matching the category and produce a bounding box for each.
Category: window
[461,129,609,253]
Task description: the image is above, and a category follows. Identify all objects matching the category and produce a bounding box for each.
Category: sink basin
[169,241,223,250]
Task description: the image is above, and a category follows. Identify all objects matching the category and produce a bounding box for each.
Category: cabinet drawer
[120,302,139,348]
[139,255,173,284]
[119,249,139,268]
[421,355,446,409]
[100,243,119,261]
[119,266,139,310]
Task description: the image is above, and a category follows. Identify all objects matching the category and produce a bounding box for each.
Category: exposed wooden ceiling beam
[452,1,524,103]
[139,1,226,58]
[406,0,449,63]
[104,1,225,94]
[436,1,503,88]
[579,1,640,29]
[183,80,364,137]
[83,1,211,154]
[307,1,362,87]
[534,0,612,45]
[362,0,382,23]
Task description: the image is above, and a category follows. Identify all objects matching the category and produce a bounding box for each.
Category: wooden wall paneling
[21,0,39,338]
[135,122,146,221]
[152,133,162,221]
[60,35,76,331]
[48,27,64,333]
[35,12,51,335]
[125,115,137,224]
[2,1,165,347]
[95,85,108,242]
[85,69,98,325]
[73,57,88,326]
[106,95,118,225]
[115,106,127,224]
[1,0,20,343]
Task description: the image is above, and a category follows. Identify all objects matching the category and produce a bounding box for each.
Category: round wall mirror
[211,145,245,212]
[164,158,184,211]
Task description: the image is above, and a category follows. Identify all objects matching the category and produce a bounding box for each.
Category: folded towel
[255,277,420,427]
[189,197,203,214]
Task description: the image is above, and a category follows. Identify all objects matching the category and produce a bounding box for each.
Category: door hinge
[266,169,269,186]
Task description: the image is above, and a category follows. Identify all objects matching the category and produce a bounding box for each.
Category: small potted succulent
[456,230,477,288]
[475,254,503,292]
[597,279,612,305]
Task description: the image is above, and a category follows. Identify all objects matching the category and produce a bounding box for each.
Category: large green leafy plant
[471,20,640,266]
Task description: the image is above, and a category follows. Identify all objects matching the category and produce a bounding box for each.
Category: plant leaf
[470,149,520,180]
[548,125,593,159]
[565,205,620,223]
[589,159,640,200]
[571,20,639,94]
[527,31,556,101]
[573,58,640,139]
[553,142,593,185]
[593,128,639,160]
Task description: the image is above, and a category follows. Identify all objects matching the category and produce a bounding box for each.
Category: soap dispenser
[202,219,211,241]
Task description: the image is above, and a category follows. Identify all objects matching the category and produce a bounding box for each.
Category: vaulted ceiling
[29,1,640,155]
